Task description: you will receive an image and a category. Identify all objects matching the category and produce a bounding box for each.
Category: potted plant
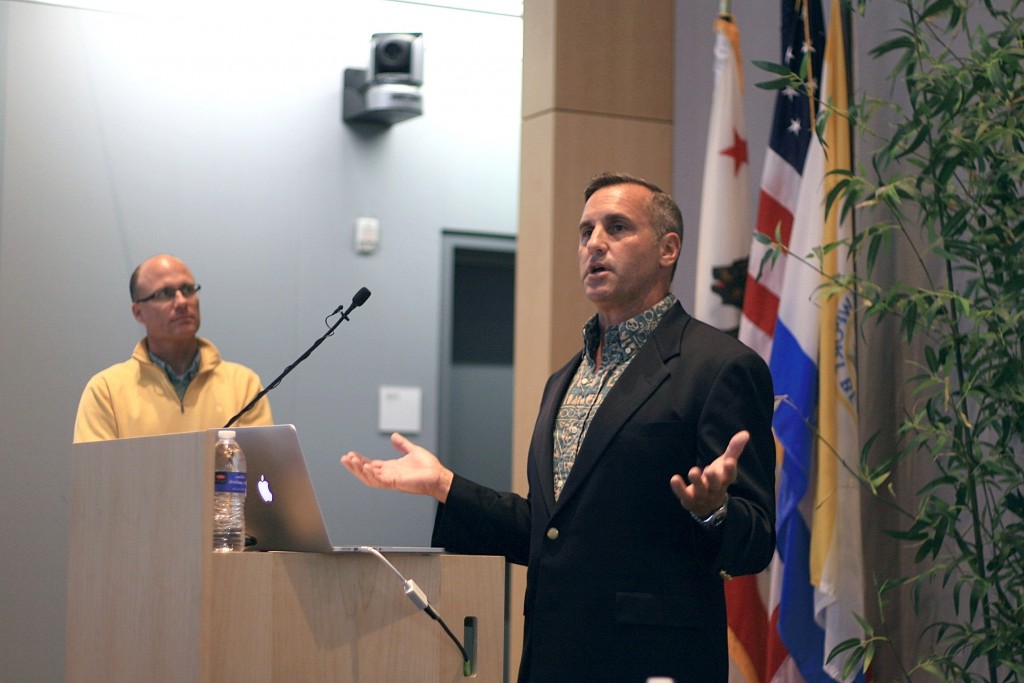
[759,1,1024,680]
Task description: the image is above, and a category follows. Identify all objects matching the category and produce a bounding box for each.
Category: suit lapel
[553,304,689,510]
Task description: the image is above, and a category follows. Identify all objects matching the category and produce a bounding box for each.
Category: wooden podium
[67,430,505,682]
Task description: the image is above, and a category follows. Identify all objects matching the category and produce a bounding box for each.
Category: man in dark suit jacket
[342,172,775,682]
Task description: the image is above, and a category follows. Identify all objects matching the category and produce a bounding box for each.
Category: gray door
[438,231,515,492]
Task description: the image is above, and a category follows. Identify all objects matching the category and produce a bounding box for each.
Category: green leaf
[752,59,793,76]
[869,35,916,59]
[756,77,794,92]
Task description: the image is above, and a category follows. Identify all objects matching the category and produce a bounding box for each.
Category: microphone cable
[357,546,472,676]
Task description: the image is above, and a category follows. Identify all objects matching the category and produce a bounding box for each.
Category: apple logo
[257,474,273,503]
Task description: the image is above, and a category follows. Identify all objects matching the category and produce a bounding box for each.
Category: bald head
[131,254,185,302]
[129,255,202,361]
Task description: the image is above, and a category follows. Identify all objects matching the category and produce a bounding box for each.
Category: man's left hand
[669,430,749,518]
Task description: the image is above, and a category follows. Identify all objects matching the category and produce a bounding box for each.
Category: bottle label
[214,471,247,494]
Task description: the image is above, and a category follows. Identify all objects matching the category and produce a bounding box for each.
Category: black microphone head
[352,287,371,307]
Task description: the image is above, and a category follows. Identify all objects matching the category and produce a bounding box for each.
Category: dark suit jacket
[433,303,776,683]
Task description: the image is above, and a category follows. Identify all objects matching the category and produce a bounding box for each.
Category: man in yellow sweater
[74,254,273,442]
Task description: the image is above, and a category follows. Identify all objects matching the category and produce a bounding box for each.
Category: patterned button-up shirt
[552,294,677,499]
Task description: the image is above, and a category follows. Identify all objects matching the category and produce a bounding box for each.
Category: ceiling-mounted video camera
[343,33,424,126]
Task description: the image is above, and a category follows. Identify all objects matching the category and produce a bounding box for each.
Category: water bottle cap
[218,429,236,439]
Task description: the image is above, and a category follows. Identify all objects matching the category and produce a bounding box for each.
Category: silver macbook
[227,424,442,554]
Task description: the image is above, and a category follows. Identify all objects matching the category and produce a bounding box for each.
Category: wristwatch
[690,494,729,528]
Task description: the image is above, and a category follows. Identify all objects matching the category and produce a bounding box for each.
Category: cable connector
[403,579,430,612]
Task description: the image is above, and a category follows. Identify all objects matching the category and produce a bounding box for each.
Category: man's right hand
[340,432,454,503]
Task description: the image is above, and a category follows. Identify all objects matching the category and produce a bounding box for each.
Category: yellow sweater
[73,338,273,443]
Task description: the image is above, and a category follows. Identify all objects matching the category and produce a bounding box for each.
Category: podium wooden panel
[67,430,504,682]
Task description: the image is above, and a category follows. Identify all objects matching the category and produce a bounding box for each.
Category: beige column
[509,1,674,679]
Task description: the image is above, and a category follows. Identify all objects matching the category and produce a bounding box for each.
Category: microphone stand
[224,288,371,428]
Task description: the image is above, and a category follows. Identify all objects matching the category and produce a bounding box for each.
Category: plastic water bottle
[212,429,247,552]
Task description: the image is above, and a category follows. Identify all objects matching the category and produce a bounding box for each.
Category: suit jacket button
[546,527,559,540]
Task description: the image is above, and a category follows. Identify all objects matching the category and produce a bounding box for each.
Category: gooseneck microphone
[334,285,371,318]
[224,286,371,428]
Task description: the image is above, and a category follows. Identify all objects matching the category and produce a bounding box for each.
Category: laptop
[228,424,443,554]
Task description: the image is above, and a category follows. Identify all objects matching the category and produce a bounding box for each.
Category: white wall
[0,1,521,679]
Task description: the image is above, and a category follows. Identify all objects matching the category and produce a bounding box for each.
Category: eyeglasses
[134,283,201,303]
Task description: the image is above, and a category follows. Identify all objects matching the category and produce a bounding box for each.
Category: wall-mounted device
[343,32,424,126]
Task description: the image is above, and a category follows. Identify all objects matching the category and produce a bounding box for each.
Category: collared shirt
[149,348,201,402]
[552,293,677,499]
